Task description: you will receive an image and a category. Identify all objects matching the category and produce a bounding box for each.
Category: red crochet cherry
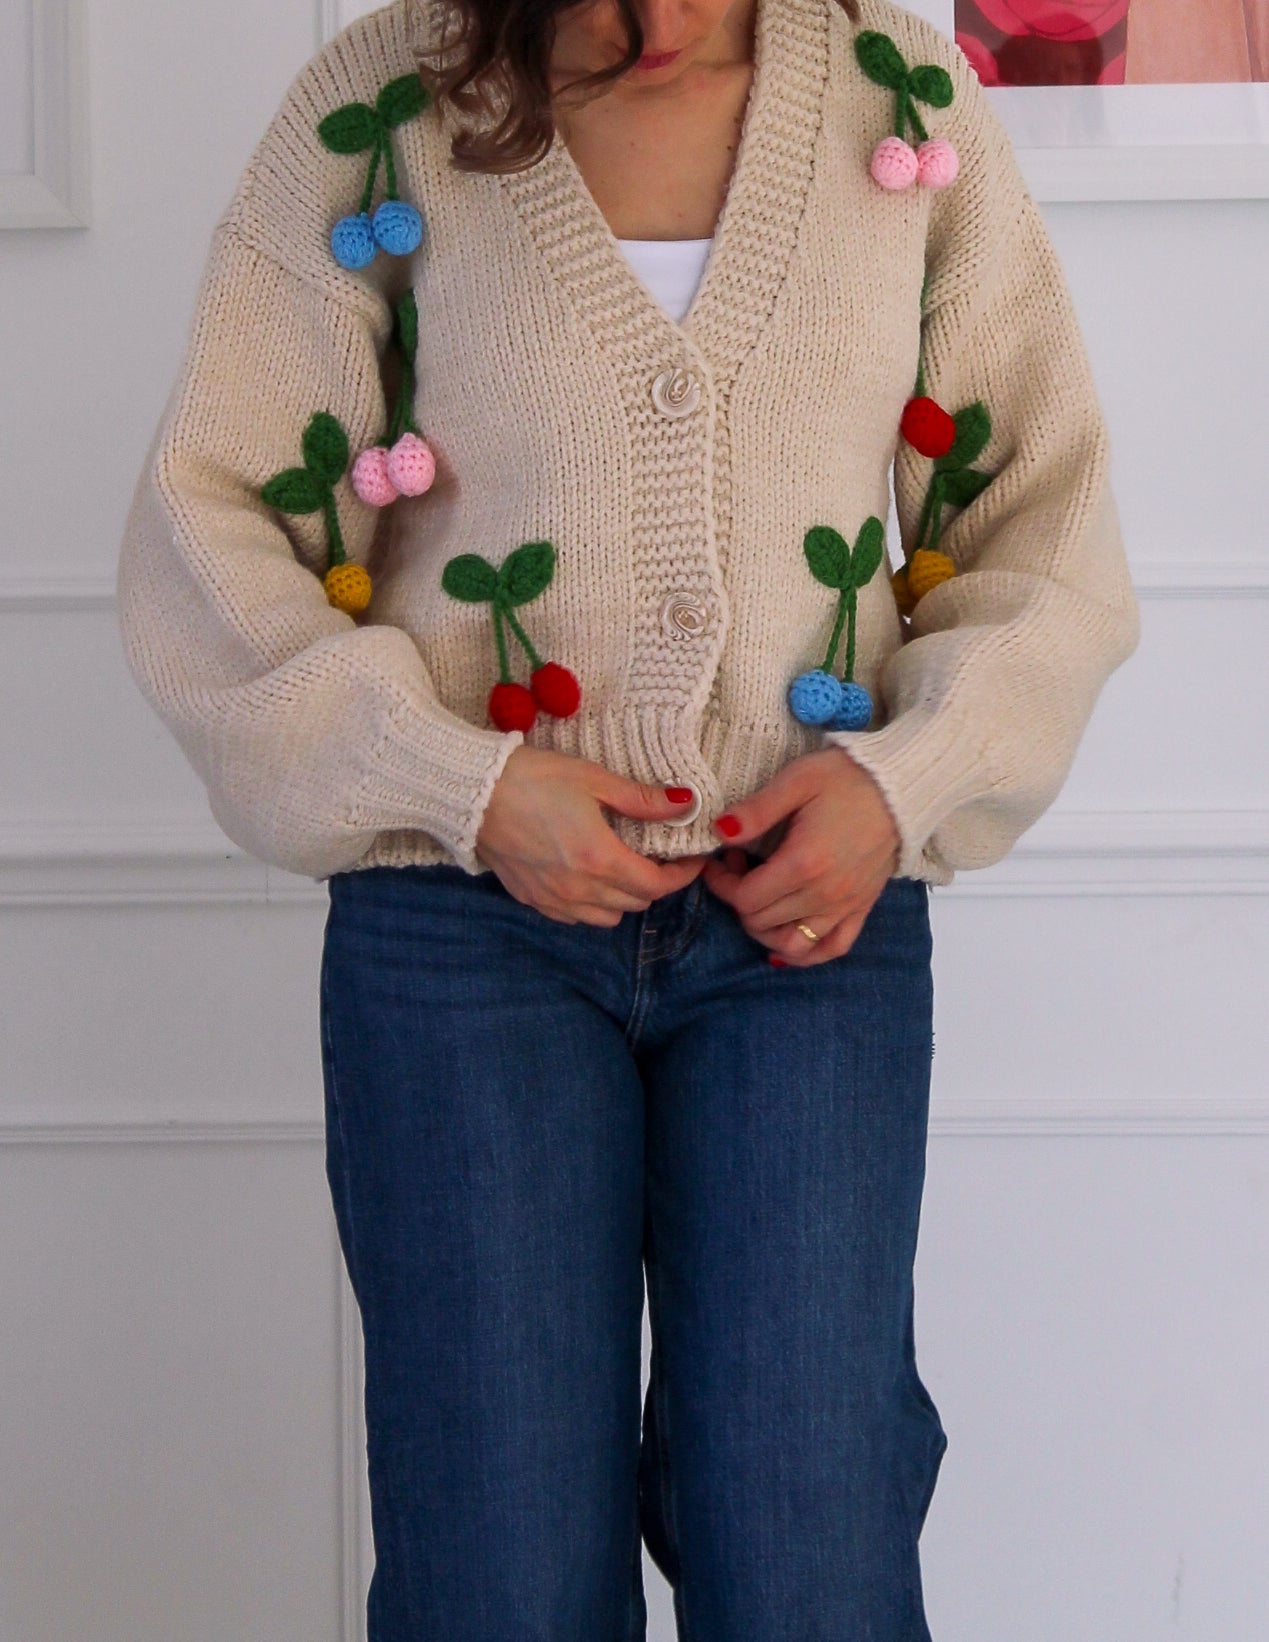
[488,681,537,732]
[530,662,580,718]
[900,396,956,459]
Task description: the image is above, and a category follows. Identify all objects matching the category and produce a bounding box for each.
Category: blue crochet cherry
[331,212,378,271]
[372,199,423,256]
[826,681,873,731]
[787,520,884,731]
[788,669,845,725]
[320,74,431,271]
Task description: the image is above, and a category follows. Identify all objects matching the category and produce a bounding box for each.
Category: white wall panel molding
[3,1104,1268,1143]
[5,559,1268,613]
[1,809,1267,905]
[317,0,380,50]
[0,0,89,229]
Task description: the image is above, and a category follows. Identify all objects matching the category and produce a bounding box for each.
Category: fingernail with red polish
[768,955,787,968]
[714,813,742,837]
[665,787,693,803]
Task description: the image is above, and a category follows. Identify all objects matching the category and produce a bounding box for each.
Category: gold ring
[795,922,820,943]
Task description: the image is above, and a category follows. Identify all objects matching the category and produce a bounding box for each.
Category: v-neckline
[493,0,830,383]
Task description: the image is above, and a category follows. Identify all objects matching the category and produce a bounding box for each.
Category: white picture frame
[0,0,89,229]
[906,0,1269,200]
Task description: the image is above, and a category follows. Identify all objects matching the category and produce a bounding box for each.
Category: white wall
[1,1,1266,1637]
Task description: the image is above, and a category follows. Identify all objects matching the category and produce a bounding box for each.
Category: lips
[636,49,680,66]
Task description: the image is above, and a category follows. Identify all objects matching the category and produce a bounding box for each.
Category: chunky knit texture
[115,0,1140,885]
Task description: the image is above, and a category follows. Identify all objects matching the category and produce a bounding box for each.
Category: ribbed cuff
[350,696,525,874]
[821,706,994,881]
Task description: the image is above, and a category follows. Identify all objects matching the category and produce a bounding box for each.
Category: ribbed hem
[349,697,525,874]
[342,706,973,886]
[821,706,996,883]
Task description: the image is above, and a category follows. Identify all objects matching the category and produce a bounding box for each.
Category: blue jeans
[319,855,946,1641]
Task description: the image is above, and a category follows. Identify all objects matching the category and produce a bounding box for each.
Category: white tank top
[615,236,714,324]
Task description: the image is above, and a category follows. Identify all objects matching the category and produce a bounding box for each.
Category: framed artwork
[0,0,89,229]
[904,0,1269,198]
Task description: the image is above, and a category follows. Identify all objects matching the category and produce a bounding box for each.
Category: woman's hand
[474,745,710,925]
[700,748,901,966]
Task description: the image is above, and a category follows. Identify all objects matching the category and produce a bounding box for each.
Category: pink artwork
[955,0,1269,86]
[955,1,1132,85]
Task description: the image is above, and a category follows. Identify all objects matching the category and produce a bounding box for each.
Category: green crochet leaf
[302,413,350,484]
[441,554,498,602]
[317,102,381,155]
[855,30,909,91]
[261,468,325,513]
[935,401,992,471]
[395,289,419,361]
[940,466,994,507]
[377,73,430,128]
[498,540,555,606]
[850,516,886,588]
[907,64,954,108]
[803,525,850,590]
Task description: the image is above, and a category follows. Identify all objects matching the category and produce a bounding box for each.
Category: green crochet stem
[322,492,347,568]
[492,603,511,683]
[892,84,929,145]
[913,268,931,398]
[357,130,399,216]
[500,600,545,671]
[913,473,946,556]
[382,130,398,199]
[358,137,381,216]
[386,359,419,443]
[820,587,858,683]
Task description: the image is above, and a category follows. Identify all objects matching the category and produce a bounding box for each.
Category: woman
[115,0,1140,1635]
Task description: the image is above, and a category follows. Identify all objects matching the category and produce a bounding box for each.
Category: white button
[659,590,709,639]
[650,366,701,419]
[661,781,702,826]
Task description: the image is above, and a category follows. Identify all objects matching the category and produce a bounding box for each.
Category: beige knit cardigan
[115,0,1141,887]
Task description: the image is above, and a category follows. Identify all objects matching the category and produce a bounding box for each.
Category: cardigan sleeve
[822,65,1141,881]
[116,218,524,881]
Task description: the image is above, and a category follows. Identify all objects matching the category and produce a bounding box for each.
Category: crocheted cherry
[331,213,377,272]
[856,32,958,194]
[530,661,581,717]
[488,682,538,733]
[442,540,582,730]
[260,411,373,615]
[351,293,438,506]
[351,445,399,507]
[891,563,917,617]
[911,400,995,560]
[900,395,956,459]
[917,138,959,190]
[788,519,883,730]
[372,199,424,257]
[871,135,919,192]
[826,681,873,732]
[788,670,844,725]
[386,432,436,497]
[320,74,431,270]
[908,548,957,600]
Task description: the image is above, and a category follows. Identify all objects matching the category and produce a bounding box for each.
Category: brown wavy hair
[415,0,862,173]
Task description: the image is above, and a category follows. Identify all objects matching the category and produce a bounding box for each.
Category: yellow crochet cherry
[908,548,956,601]
[891,563,917,616]
[325,562,373,614]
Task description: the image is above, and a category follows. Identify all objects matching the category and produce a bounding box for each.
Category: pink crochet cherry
[856,30,960,194]
[917,138,960,190]
[871,136,919,191]
[351,446,399,507]
[385,431,436,497]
